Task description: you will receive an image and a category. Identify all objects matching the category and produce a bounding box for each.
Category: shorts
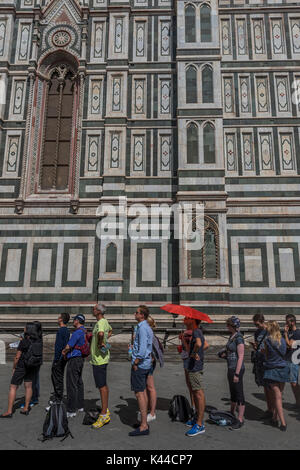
[187,370,203,391]
[289,363,299,384]
[264,365,291,384]
[11,365,35,386]
[131,367,150,393]
[92,364,108,389]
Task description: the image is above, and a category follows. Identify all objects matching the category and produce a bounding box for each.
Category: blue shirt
[67,327,85,359]
[131,320,153,370]
[188,328,205,372]
[264,337,287,369]
[54,326,70,362]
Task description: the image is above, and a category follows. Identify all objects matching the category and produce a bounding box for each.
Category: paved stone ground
[0,361,299,450]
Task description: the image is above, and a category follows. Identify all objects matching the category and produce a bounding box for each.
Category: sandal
[0,413,13,418]
[20,409,31,416]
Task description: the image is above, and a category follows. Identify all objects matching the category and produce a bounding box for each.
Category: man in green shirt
[90,303,112,429]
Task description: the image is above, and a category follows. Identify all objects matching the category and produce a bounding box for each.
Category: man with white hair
[90,303,112,429]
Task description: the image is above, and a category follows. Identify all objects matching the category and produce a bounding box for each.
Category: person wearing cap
[219,316,245,430]
[62,314,86,418]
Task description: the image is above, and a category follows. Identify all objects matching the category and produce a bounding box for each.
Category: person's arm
[98,331,104,347]
[203,339,209,351]
[62,331,78,357]
[234,343,245,383]
[190,336,202,361]
[13,350,22,372]
[284,327,294,348]
[108,327,113,339]
[132,327,148,369]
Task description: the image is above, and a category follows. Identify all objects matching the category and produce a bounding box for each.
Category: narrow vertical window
[187,123,199,164]
[202,65,213,103]
[185,5,196,43]
[200,4,212,42]
[41,66,75,191]
[106,243,117,272]
[188,217,219,279]
[186,66,197,103]
[203,123,215,164]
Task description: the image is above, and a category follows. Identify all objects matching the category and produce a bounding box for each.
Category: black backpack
[41,402,73,442]
[168,395,193,422]
[24,340,43,368]
[209,409,237,426]
[82,409,100,425]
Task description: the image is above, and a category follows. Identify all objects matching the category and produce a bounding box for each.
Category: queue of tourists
[0,305,299,438]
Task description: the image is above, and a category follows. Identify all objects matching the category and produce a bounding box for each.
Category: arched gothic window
[202,65,213,103]
[200,4,212,42]
[203,123,216,164]
[187,123,198,164]
[186,66,197,103]
[188,216,219,279]
[40,64,78,191]
[106,243,117,272]
[185,5,196,43]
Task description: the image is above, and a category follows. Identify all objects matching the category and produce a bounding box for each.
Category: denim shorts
[289,363,299,384]
[131,367,150,392]
[264,365,291,384]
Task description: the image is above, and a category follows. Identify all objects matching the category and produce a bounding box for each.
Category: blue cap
[73,314,85,324]
[229,316,240,329]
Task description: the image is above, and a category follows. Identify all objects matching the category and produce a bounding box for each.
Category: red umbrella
[160,304,213,323]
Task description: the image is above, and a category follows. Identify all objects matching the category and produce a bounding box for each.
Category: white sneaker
[45,406,50,412]
[67,412,76,418]
[78,408,84,412]
[147,413,156,423]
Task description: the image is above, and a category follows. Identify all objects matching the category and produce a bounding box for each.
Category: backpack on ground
[24,340,43,368]
[74,329,92,358]
[168,395,193,422]
[209,409,237,426]
[82,409,100,425]
[41,402,73,442]
[152,335,164,368]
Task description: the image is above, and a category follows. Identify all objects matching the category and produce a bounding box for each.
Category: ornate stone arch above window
[19,50,85,200]
[187,215,220,280]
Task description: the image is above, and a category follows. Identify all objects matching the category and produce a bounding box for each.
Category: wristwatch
[234,373,239,378]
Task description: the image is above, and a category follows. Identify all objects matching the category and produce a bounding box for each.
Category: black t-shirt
[17,338,31,368]
[187,328,204,372]
[285,329,300,362]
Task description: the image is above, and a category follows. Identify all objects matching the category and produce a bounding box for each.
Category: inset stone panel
[136,243,161,287]
[239,243,269,287]
[273,243,300,287]
[30,243,57,287]
[62,244,88,287]
[0,243,27,287]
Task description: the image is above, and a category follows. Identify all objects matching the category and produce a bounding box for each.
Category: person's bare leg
[146,375,157,416]
[237,404,245,422]
[2,384,18,415]
[273,384,286,426]
[194,389,205,426]
[23,381,32,412]
[231,402,237,415]
[264,386,273,412]
[184,370,195,409]
[290,383,300,406]
[135,390,149,431]
[99,385,109,415]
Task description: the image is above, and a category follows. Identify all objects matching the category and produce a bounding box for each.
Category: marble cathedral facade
[0,0,299,326]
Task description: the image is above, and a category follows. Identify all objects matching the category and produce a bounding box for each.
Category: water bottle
[217,418,227,426]
[128,344,133,361]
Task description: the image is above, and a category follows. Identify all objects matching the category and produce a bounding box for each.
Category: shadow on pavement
[114,396,172,428]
